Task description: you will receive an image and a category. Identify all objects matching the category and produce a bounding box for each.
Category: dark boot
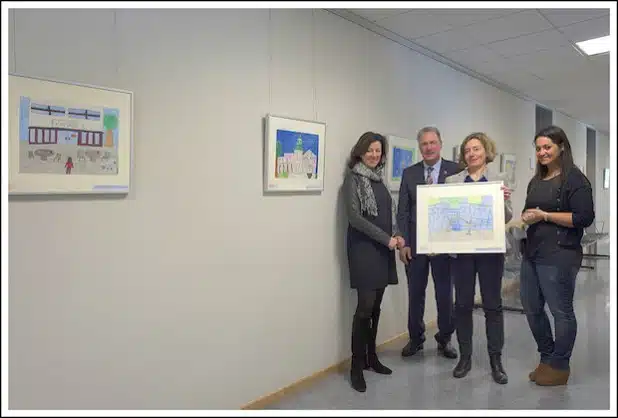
[435,333,458,359]
[350,314,367,392]
[453,305,473,378]
[366,309,392,375]
[453,354,472,378]
[489,353,508,384]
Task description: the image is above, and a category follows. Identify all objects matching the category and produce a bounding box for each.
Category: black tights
[355,288,385,320]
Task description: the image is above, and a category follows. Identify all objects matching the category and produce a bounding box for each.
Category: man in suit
[397,126,461,359]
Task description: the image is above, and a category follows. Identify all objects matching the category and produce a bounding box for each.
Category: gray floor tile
[266,260,611,410]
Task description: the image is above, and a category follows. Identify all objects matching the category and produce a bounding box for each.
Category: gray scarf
[351,162,385,217]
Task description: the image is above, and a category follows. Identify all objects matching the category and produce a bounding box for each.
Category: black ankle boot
[367,353,392,375]
[350,358,366,392]
[453,355,472,378]
[350,315,368,392]
[366,309,392,375]
[489,354,508,384]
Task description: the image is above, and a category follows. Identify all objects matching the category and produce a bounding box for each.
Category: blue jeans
[520,258,579,370]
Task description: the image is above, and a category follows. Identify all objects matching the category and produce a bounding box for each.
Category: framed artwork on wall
[603,168,609,189]
[452,145,461,163]
[8,74,133,195]
[386,135,417,192]
[500,153,517,189]
[263,114,326,193]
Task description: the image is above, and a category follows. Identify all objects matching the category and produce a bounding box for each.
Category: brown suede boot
[529,363,550,382]
[535,364,570,386]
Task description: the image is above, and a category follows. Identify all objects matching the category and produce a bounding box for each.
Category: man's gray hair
[416,126,442,143]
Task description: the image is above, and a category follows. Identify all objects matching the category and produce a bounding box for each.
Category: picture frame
[452,145,461,163]
[500,153,517,189]
[416,182,506,254]
[8,74,133,195]
[386,135,417,192]
[264,114,326,193]
[603,168,609,189]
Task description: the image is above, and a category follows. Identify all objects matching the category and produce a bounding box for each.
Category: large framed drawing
[386,135,417,192]
[500,153,517,189]
[8,74,133,195]
[264,114,326,193]
[416,182,506,254]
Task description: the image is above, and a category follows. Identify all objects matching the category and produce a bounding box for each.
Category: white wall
[9,8,606,410]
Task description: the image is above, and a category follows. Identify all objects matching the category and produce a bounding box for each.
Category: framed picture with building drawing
[8,74,133,195]
[500,153,517,190]
[263,114,326,193]
[386,135,417,191]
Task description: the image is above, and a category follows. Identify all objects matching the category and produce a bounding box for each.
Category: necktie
[426,166,434,184]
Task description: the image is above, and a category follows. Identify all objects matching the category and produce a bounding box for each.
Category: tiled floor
[266,259,611,410]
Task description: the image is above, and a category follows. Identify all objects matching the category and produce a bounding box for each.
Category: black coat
[344,171,399,290]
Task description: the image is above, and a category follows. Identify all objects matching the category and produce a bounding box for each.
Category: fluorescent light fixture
[576,35,610,56]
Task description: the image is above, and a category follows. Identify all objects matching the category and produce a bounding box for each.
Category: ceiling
[333,8,610,134]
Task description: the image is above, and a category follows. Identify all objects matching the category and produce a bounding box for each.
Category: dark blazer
[397,158,462,256]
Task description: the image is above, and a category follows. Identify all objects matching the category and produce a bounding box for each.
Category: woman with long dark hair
[520,125,595,386]
[343,131,404,392]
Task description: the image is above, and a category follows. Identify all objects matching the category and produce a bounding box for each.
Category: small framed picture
[386,135,418,192]
[603,168,609,189]
[263,114,326,193]
[452,145,460,163]
[500,153,517,188]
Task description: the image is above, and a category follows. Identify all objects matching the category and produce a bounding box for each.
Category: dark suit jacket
[397,158,462,256]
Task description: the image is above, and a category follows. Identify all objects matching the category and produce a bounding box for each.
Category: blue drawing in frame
[391,146,416,180]
[274,129,319,179]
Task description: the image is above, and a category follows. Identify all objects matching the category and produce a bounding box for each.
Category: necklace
[544,170,561,180]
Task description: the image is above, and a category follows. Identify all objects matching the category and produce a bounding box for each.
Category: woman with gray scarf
[343,132,404,393]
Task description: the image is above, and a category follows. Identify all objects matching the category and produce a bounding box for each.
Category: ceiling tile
[486,29,572,58]
[349,9,415,22]
[506,45,590,78]
[376,10,455,39]
[484,70,544,92]
[515,67,605,102]
[558,14,610,43]
[539,8,609,27]
[415,8,520,28]
[412,27,482,54]
[589,52,610,66]
[588,53,610,76]
[461,55,532,78]
[443,45,502,66]
[463,10,553,45]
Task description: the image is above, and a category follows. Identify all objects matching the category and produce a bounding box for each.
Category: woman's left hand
[501,185,512,201]
[522,208,547,225]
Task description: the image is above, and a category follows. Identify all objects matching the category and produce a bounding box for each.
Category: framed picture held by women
[416,182,507,254]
